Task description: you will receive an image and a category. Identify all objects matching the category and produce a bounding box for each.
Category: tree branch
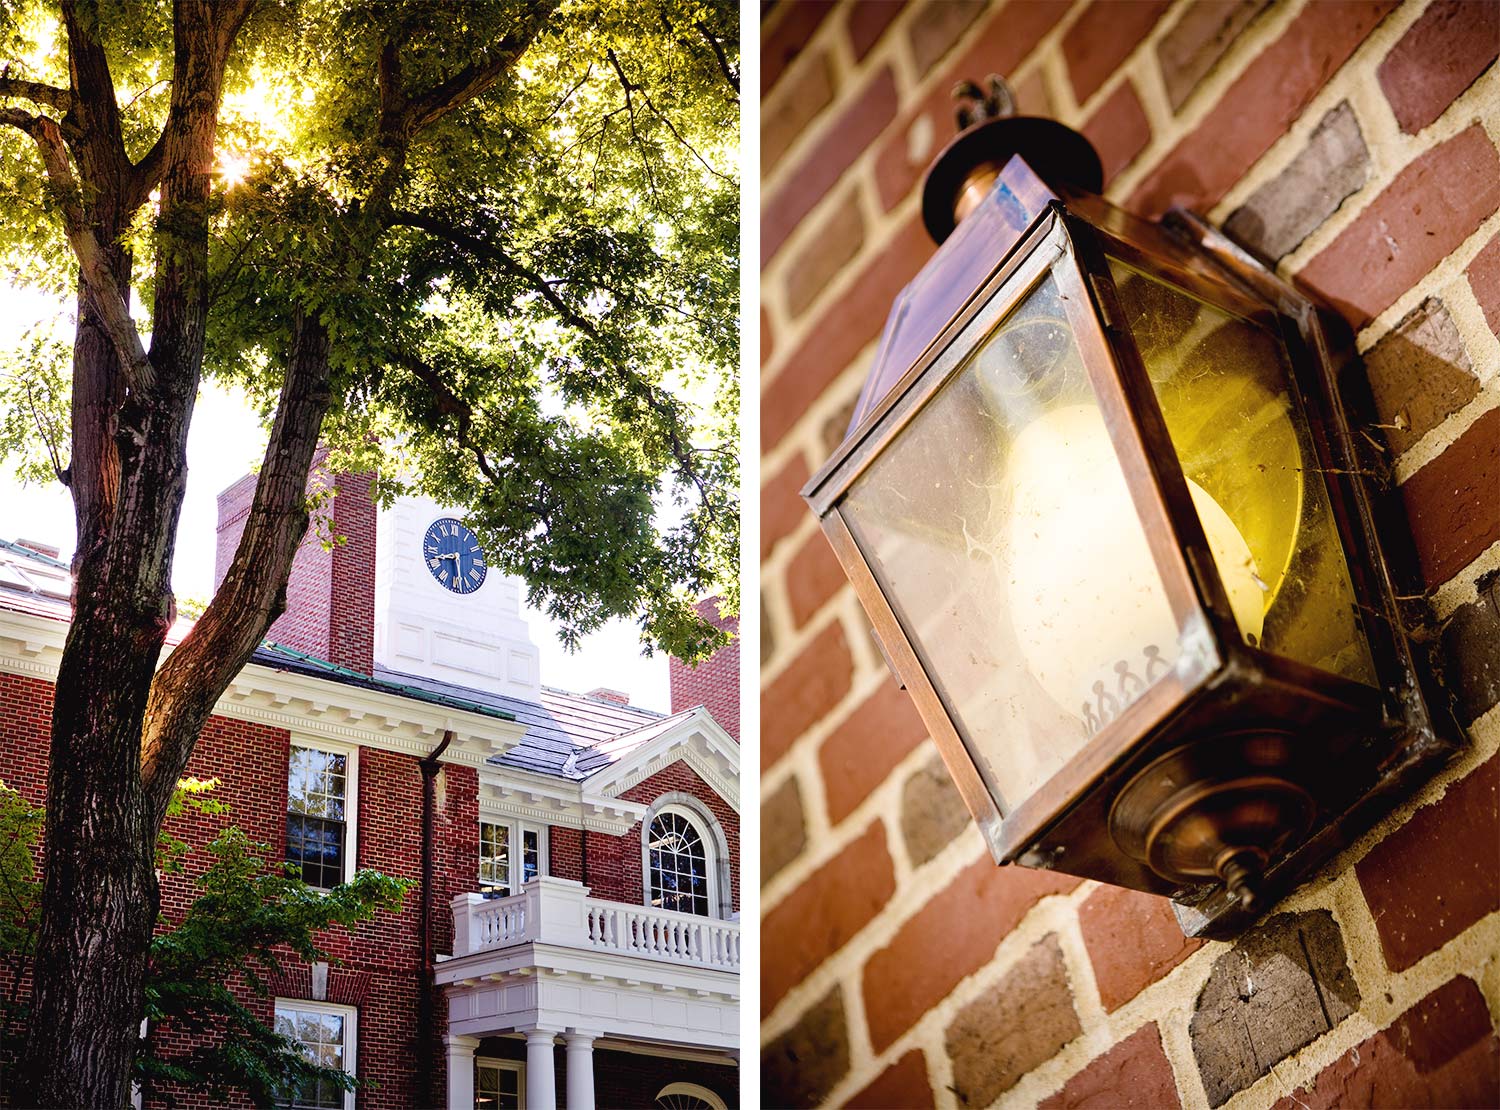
[694,21,738,98]
[0,74,74,113]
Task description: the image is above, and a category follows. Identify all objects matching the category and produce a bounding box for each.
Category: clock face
[422,518,488,595]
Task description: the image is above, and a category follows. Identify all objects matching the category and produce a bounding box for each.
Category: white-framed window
[475,1057,525,1109]
[655,1082,727,1110]
[286,740,358,890]
[273,999,357,1110]
[645,805,715,917]
[478,818,547,896]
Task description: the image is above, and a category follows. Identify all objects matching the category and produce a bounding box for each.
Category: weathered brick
[945,936,1081,1106]
[1270,975,1500,1110]
[762,776,809,886]
[764,51,837,175]
[821,394,859,458]
[842,1049,933,1110]
[906,0,985,77]
[760,604,776,666]
[1299,124,1500,330]
[847,0,907,62]
[862,856,1079,1051]
[1062,1,1171,105]
[1189,910,1361,1107]
[1356,753,1499,972]
[762,986,852,1109]
[1468,233,1500,335]
[872,1,1072,212]
[1014,67,1052,116]
[762,304,775,366]
[1361,297,1479,455]
[763,66,898,265]
[1156,0,1272,111]
[762,454,812,561]
[820,678,928,824]
[1040,1023,1181,1110]
[1078,885,1202,1012]
[1131,1,1398,218]
[764,2,838,96]
[763,213,931,452]
[1439,572,1500,722]
[1377,0,1500,134]
[763,822,896,1015]
[1399,403,1500,588]
[1081,79,1151,186]
[900,751,971,866]
[783,193,865,320]
[785,531,847,629]
[1223,101,1369,262]
[762,619,854,770]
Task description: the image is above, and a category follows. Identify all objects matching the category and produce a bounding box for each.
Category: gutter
[416,729,455,1108]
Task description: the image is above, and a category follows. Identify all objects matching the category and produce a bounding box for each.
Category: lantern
[801,79,1463,937]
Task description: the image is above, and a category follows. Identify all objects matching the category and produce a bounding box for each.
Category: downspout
[417,729,455,1109]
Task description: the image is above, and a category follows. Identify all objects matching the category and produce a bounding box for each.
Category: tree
[0,0,738,1102]
[0,780,409,1107]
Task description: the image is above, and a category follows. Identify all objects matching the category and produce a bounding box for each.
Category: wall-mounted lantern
[802,78,1463,937]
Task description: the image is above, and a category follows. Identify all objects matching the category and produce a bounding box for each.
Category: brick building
[761,2,1497,1108]
[0,471,740,1109]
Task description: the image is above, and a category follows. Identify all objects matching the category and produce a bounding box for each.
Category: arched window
[646,807,713,917]
[655,1082,728,1110]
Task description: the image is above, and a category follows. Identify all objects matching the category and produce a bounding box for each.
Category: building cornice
[583,708,741,812]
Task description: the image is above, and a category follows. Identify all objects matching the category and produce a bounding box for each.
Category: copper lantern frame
[800,115,1463,937]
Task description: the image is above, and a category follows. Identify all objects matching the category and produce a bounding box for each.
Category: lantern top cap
[921,75,1104,244]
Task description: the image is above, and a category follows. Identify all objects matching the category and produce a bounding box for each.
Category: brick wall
[760,2,1499,1107]
[671,597,742,741]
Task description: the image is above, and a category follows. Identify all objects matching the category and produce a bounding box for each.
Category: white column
[524,1028,559,1110]
[563,1031,597,1110]
[445,1033,481,1110]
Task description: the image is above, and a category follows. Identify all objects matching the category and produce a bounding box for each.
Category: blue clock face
[422,518,487,595]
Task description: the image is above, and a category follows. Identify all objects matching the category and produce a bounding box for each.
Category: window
[655,1082,727,1110]
[647,808,712,917]
[475,1058,524,1109]
[287,743,356,889]
[478,819,546,896]
[273,1000,356,1110]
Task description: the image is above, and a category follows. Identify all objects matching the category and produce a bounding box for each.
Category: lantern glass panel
[1108,259,1376,684]
[841,266,1187,811]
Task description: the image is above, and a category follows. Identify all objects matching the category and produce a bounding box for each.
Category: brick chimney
[215,456,376,675]
[669,597,739,741]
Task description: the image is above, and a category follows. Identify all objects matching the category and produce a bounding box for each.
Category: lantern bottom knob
[1109,732,1317,902]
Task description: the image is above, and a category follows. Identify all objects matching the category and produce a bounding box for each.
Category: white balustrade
[450,878,740,971]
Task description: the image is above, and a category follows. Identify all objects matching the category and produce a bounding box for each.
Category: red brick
[762,213,931,452]
[1298,124,1500,330]
[872,1,1072,212]
[1378,0,1499,134]
[819,679,928,824]
[1014,68,1053,116]
[843,1049,934,1109]
[1468,233,1500,335]
[847,0,908,61]
[783,193,866,320]
[763,822,896,1016]
[763,1,838,96]
[668,597,739,741]
[763,66,899,266]
[1130,1,1398,218]
[861,856,1080,1051]
[762,454,812,561]
[1062,0,1171,104]
[1156,0,1274,111]
[786,531,848,629]
[1077,886,1202,1012]
[764,50,837,175]
[762,620,855,770]
[1271,976,1500,1110]
[1081,79,1151,186]
[906,0,986,77]
[1399,404,1500,589]
[1356,754,1499,972]
[1040,1023,1181,1110]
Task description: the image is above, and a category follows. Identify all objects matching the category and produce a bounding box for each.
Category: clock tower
[373,493,542,701]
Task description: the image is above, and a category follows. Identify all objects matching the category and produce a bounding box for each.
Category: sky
[0,291,673,712]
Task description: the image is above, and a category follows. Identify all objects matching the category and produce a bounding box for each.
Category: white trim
[655,1082,728,1110]
[475,1055,526,1109]
[287,736,359,888]
[274,997,358,1110]
[477,768,649,836]
[581,708,740,812]
[642,799,728,920]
